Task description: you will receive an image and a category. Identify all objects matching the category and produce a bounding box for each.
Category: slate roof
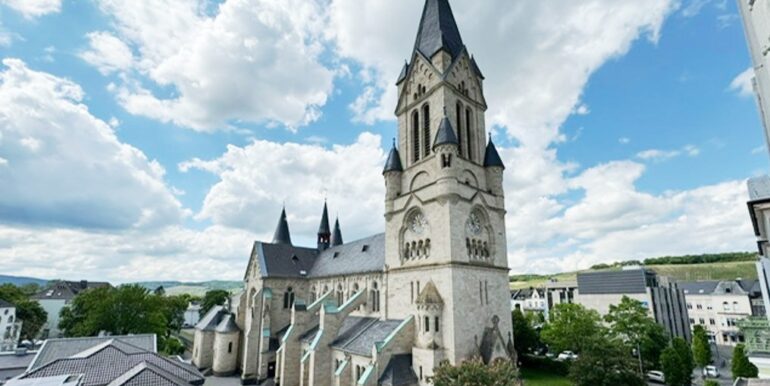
[432,116,458,149]
[679,281,719,295]
[413,0,464,60]
[383,145,404,174]
[33,281,111,301]
[214,314,239,334]
[5,375,84,386]
[483,139,505,169]
[680,280,760,296]
[19,340,203,386]
[272,208,292,245]
[416,282,443,305]
[378,354,418,386]
[577,269,653,295]
[105,362,192,386]
[331,317,404,357]
[29,335,156,372]
[309,234,385,278]
[0,299,14,308]
[470,56,484,79]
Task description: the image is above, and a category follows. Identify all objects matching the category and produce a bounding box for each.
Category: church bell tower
[383,0,515,382]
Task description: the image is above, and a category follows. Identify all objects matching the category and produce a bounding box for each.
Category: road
[646,344,734,386]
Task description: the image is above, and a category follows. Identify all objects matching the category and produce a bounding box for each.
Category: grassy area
[520,368,572,386]
[510,261,757,290]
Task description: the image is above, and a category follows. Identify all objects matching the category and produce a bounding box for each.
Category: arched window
[422,104,430,157]
[412,110,420,163]
[456,101,464,156]
[283,287,294,309]
[228,341,233,353]
[337,284,344,306]
[466,108,473,161]
[424,316,430,332]
[371,282,380,312]
[434,316,440,332]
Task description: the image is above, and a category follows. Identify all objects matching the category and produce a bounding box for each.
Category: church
[192,0,516,384]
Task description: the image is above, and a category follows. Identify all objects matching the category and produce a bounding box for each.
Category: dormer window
[362,245,369,252]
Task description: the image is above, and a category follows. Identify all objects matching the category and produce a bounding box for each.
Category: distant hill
[0,274,48,287]
[134,280,242,296]
[510,260,758,290]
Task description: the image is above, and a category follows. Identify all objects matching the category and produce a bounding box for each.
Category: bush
[704,381,719,386]
[520,354,569,376]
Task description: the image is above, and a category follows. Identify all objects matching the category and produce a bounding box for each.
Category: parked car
[703,365,720,378]
[557,351,578,361]
[645,370,665,384]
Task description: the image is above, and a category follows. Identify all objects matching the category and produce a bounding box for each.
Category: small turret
[433,109,459,170]
[383,139,404,203]
[484,136,505,196]
[331,217,343,246]
[317,202,331,251]
[272,207,292,245]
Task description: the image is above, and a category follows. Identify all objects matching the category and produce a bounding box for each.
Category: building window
[686,303,692,309]
[371,282,380,312]
[456,101,464,156]
[412,110,420,163]
[422,104,430,157]
[710,318,716,325]
[485,281,489,305]
[228,342,233,354]
[696,303,702,310]
[411,282,414,303]
[283,287,295,309]
[424,316,430,332]
[689,318,695,325]
[466,108,473,161]
[479,281,483,305]
[434,316,440,332]
[699,318,705,325]
[419,366,423,381]
[337,284,344,306]
[723,302,730,312]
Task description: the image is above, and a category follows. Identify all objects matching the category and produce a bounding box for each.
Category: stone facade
[0,301,21,352]
[192,1,516,384]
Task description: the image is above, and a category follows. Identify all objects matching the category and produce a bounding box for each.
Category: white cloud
[0,224,256,282]
[619,137,631,145]
[0,58,187,230]
[88,0,334,132]
[730,67,755,98]
[681,0,711,17]
[180,132,386,245]
[0,0,61,18]
[636,144,700,161]
[80,32,134,75]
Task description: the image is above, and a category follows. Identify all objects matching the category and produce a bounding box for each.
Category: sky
[0,0,766,283]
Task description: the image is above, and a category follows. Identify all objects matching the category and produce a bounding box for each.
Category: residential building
[192,0,517,384]
[32,281,110,339]
[543,280,578,321]
[680,280,763,345]
[184,302,201,328]
[7,334,204,386]
[510,288,546,314]
[0,301,21,352]
[577,268,691,341]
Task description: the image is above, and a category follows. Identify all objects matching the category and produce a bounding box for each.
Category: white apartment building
[0,300,21,352]
[681,280,763,345]
[510,288,546,314]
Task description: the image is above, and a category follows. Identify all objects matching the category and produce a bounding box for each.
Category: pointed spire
[272,207,292,245]
[331,217,343,246]
[413,0,465,60]
[317,201,331,250]
[383,138,404,174]
[318,201,331,235]
[433,108,459,149]
[483,135,505,169]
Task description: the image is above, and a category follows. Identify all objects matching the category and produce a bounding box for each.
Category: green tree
[200,290,229,317]
[691,325,712,374]
[59,285,166,338]
[432,358,518,386]
[511,309,539,354]
[0,284,48,341]
[660,338,694,386]
[568,337,645,386]
[604,296,669,369]
[732,344,759,379]
[541,303,603,354]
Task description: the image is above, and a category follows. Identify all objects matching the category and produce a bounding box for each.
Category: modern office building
[577,268,691,341]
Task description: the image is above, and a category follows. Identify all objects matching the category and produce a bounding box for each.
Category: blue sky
[0,0,764,282]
